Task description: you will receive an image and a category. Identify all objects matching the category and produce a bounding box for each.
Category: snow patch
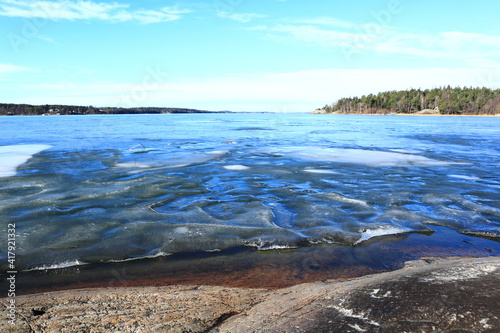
[348,324,368,332]
[328,299,380,327]
[422,264,499,282]
[370,289,392,299]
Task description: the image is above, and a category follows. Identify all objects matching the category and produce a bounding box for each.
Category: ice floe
[355,226,411,244]
[389,149,422,154]
[115,162,154,169]
[323,192,372,208]
[115,150,228,172]
[0,144,52,177]
[448,174,481,180]
[303,168,339,174]
[259,146,463,167]
[224,165,250,171]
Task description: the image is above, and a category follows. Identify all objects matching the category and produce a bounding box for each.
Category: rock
[417,109,440,114]
[1,257,499,332]
[218,257,500,332]
[1,285,269,333]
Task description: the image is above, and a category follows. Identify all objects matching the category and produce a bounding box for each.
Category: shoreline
[7,226,499,297]
[312,111,500,117]
[2,112,500,117]
[2,256,499,332]
[395,113,500,117]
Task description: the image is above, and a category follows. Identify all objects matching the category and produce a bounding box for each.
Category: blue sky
[1,0,499,112]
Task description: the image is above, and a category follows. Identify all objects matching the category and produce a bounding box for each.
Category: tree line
[318,87,500,115]
[0,104,222,116]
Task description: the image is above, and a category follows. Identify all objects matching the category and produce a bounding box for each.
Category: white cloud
[293,17,354,29]
[242,25,268,31]
[373,31,500,60]
[0,64,31,80]
[441,31,500,48]
[257,18,500,62]
[35,34,55,42]
[216,11,266,23]
[270,24,372,48]
[130,7,191,24]
[0,63,29,73]
[0,63,32,82]
[0,0,191,24]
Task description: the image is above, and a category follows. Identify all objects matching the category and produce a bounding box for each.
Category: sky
[1,0,499,112]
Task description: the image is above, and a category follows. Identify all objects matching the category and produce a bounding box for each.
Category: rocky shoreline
[2,256,499,332]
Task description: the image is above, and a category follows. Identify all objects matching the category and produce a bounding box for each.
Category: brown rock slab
[1,285,269,333]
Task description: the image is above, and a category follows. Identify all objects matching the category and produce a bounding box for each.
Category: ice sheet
[260,147,463,167]
[355,226,411,244]
[224,165,250,171]
[0,144,52,177]
[115,150,228,171]
[448,174,481,180]
[26,259,86,271]
[303,168,339,174]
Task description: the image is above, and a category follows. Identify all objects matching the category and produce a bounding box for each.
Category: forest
[0,104,220,116]
[317,87,500,115]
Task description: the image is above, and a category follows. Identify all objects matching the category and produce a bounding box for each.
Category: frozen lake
[1,113,499,278]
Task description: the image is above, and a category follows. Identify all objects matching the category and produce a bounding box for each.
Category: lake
[1,113,499,293]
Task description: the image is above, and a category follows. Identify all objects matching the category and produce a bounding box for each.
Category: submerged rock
[1,257,499,332]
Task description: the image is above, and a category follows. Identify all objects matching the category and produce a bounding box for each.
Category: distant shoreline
[0,103,234,116]
[0,112,240,116]
[398,113,500,117]
[309,110,500,118]
[2,112,500,117]
[312,112,500,117]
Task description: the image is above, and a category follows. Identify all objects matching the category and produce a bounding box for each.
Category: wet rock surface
[2,257,499,332]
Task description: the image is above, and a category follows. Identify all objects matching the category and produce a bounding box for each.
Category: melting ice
[0,114,498,272]
[258,146,463,167]
[0,144,52,177]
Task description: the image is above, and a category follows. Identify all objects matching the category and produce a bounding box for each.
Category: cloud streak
[0,0,191,24]
[0,63,31,78]
[270,24,372,48]
[0,63,32,82]
[292,17,354,29]
[0,63,30,73]
[216,10,266,23]
[256,17,500,64]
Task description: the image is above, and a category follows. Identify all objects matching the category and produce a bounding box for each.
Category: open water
[1,113,499,291]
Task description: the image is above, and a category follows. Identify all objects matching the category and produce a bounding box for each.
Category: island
[313,86,500,116]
